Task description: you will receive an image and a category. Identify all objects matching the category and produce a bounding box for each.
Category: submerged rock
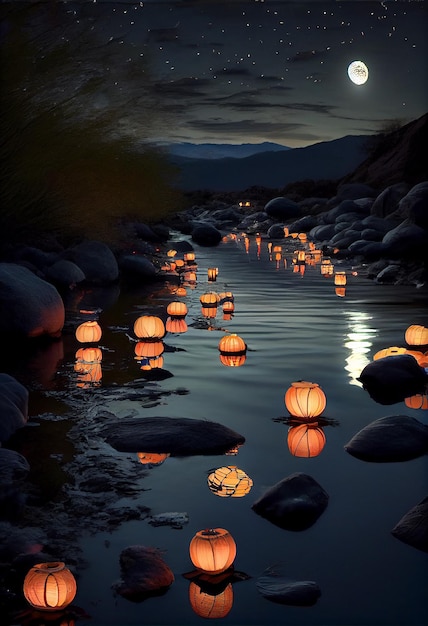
[113,545,174,602]
[391,496,428,553]
[344,415,428,462]
[251,472,329,531]
[0,373,29,444]
[100,416,245,455]
[256,570,321,606]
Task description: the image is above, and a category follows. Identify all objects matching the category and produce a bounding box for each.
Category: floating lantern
[238,200,251,207]
[298,233,307,243]
[218,291,234,304]
[373,346,408,360]
[23,562,77,612]
[165,317,188,333]
[320,259,333,276]
[75,347,102,363]
[189,581,233,619]
[200,292,220,306]
[207,466,253,498]
[167,301,188,318]
[137,452,170,466]
[175,259,185,269]
[285,381,326,420]
[167,249,177,257]
[287,423,326,458]
[283,227,289,237]
[222,301,235,315]
[405,325,428,346]
[207,268,218,282]
[183,271,197,284]
[218,334,246,355]
[189,528,236,575]
[184,252,196,264]
[334,271,347,286]
[404,394,428,410]
[134,315,165,340]
[75,321,102,344]
[175,286,187,297]
[405,350,428,367]
[135,340,164,359]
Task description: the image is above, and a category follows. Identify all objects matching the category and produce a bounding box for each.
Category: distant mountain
[168,135,370,192]
[164,141,290,160]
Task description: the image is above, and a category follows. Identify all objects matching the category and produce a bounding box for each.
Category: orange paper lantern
[207,466,253,497]
[373,346,407,360]
[23,562,77,612]
[133,315,165,339]
[189,528,236,575]
[167,301,188,317]
[75,321,102,344]
[218,334,246,355]
[405,325,428,346]
[334,271,347,286]
[404,394,428,410]
[285,381,326,420]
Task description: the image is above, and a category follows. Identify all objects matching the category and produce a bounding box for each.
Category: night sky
[62,1,428,147]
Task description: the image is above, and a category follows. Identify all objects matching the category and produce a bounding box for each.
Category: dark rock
[256,570,321,606]
[0,373,29,444]
[375,264,402,284]
[344,415,428,462]
[113,545,174,602]
[309,224,336,241]
[358,354,428,404]
[251,472,329,531]
[0,263,65,339]
[264,197,300,220]
[118,255,157,279]
[0,448,30,520]
[191,224,222,246]
[286,215,318,232]
[172,240,195,253]
[391,496,428,553]
[100,416,245,455]
[397,181,428,228]
[382,220,428,261]
[267,224,286,239]
[370,183,410,218]
[45,259,86,289]
[64,240,119,285]
[334,183,376,201]
[132,222,162,242]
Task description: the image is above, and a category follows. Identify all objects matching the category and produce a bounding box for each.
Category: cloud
[187,118,306,136]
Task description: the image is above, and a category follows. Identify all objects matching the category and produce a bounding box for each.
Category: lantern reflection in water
[343,311,376,387]
[137,452,170,466]
[134,340,165,359]
[207,466,253,497]
[74,349,102,388]
[165,317,188,334]
[207,267,218,281]
[23,562,77,611]
[189,581,233,619]
[335,287,346,297]
[287,423,326,458]
[285,381,326,420]
[222,300,235,321]
[189,528,236,575]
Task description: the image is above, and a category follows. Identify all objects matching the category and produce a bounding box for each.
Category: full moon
[347,60,369,85]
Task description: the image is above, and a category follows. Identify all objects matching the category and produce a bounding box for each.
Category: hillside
[165,141,290,160]
[169,134,369,192]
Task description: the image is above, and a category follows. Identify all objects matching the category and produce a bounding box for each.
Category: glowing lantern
[334,271,347,286]
[184,252,196,264]
[207,466,253,497]
[218,334,246,355]
[167,249,177,257]
[285,381,326,420]
[75,362,102,388]
[175,259,185,269]
[207,268,218,281]
[283,227,289,237]
[200,292,220,306]
[405,325,428,346]
[189,528,236,575]
[405,350,428,366]
[373,346,407,360]
[298,233,307,243]
[309,242,316,251]
[189,581,233,619]
[23,562,77,611]
[135,340,164,359]
[335,287,346,297]
[287,423,326,457]
[133,315,165,339]
[165,317,188,333]
[183,271,197,284]
[404,394,428,410]
[219,292,234,303]
[201,306,217,319]
[75,321,102,344]
[137,452,170,466]
[175,286,187,297]
[167,301,188,318]
[75,347,102,363]
[148,355,164,369]
[321,260,333,276]
[273,245,282,253]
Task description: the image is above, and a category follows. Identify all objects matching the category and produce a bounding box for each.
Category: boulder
[381,220,428,261]
[264,197,300,220]
[251,472,329,531]
[286,215,318,233]
[370,183,409,218]
[191,224,222,246]
[44,259,86,290]
[113,545,174,601]
[391,497,428,553]
[100,416,245,456]
[334,183,376,201]
[396,181,428,228]
[374,264,402,284]
[344,415,428,462]
[0,373,28,443]
[64,240,119,285]
[0,448,30,521]
[132,222,162,242]
[0,263,65,339]
[118,255,158,279]
[357,354,428,404]
[267,224,286,239]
